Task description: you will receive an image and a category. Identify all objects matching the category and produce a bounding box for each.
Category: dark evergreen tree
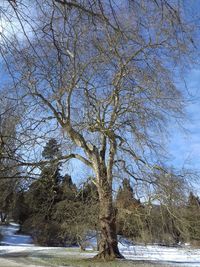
[58,174,77,201]
[42,138,62,160]
[12,191,30,231]
[116,179,144,239]
[28,139,62,216]
[22,138,65,245]
[116,178,140,209]
[186,192,200,243]
[41,138,62,186]
[80,179,99,203]
[21,138,82,246]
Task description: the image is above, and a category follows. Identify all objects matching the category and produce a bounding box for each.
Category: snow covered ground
[119,243,200,266]
[0,224,200,266]
[1,244,200,266]
[0,223,33,246]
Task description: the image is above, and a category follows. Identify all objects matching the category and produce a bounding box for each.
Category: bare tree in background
[0,0,198,260]
[0,97,22,222]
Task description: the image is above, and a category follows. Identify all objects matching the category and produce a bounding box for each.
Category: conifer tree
[116,178,140,209]
[186,192,200,243]
[28,138,62,216]
[116,179,143,239]
[24,138,65,245]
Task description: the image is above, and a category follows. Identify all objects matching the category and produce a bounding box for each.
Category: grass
[28,256,182,267]
[0,247,185,267]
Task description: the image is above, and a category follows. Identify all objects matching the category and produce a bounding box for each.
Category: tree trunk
[0,212,7,223]
[95,184,124,260]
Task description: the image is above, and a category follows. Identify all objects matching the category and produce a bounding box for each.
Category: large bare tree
[1,0,198,259]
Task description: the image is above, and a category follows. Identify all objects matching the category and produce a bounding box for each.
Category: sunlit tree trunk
[94,166,123,259]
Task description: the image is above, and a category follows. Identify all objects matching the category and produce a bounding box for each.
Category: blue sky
[71,68,200,183]
[166,1,200,171]
[1,0,200,188]
[167,68,200,170]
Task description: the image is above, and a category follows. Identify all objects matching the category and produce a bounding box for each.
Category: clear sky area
[1,0,200,187]
[168,68,200,170]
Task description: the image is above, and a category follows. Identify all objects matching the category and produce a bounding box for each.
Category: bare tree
[0,0,198,260]
[0,97,22,222]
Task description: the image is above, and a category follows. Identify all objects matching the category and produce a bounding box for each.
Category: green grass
[29,256,180,267]
[0,248,183,267]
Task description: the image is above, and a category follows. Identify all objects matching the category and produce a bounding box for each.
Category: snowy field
[0,224,200,266]
[119,244,200,266]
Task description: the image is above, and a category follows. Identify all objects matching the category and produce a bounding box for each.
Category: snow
[120,244,200,266]
[1,224,200,266]
[83,235,200,266]
[1,244,199,266]
[0,223,33,246]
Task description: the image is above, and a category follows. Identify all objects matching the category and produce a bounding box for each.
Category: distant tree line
[0,137,199,248]
[116,178,200,246]
[12,138,99,247]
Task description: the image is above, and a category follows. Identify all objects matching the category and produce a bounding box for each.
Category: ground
[0,224,200,266]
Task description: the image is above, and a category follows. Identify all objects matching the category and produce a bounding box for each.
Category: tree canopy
[0,0,199,260]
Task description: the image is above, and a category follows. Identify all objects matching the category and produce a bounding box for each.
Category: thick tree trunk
[95,185,124,260]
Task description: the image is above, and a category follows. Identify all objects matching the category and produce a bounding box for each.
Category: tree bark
[95,182,124,260]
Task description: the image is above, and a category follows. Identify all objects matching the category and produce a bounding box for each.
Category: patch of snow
[76,232,200,266]
[185,242,191,246]
[0,223,33,246]
[119,245,200,266]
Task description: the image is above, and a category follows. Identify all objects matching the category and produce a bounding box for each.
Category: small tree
[152,169,188,244]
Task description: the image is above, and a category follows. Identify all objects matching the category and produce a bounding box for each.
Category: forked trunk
[95,185,124,260]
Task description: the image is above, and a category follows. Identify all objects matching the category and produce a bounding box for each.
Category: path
[0,223,45,266]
